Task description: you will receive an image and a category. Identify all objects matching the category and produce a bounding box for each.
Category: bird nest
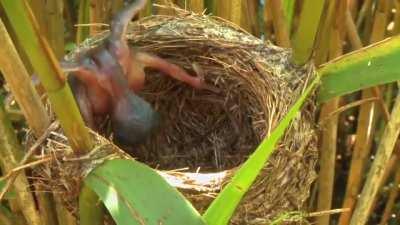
[30,12,318,225]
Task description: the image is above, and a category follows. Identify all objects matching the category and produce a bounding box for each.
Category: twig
[0,156,52,181]
[0,122,59,200]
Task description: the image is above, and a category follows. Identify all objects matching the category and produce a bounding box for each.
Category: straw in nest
[32,11,318,225]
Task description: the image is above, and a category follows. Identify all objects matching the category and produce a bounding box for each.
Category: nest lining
[34,12,318,224]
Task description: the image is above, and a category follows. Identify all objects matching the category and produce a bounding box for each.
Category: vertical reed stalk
[241,0,260,36]
[338,6,387,224]
[213,0,242,27]
[393,0,400,34]
[349,92,400,225]
[0,19,50,136]
[155,0,176,15]
[0,102,41,225]
[0,16,58,225]
[0,0,93,153]
[282,0,295,31]
[76,0,91,43]
[314,0,336,65]
[291,0,326,65]
[263,1,274,39]
[188,0,204,13]
[379,153,400,225]
[54,195,77,225]
[350,0,398,225]
[316,3,344,225]
[270,0,290,47]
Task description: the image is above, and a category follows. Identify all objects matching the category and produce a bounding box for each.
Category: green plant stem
[76,0,91,43]
[292,0,326,65]
[282,0,295,31]
[313,1,336,65]
[0,0,92,154]
[79,185,104,225]
[29,0,64,57]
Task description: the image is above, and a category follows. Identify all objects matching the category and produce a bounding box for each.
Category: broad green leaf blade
[318,36,400,102]
[203,75,319,225]
[84,159,206,225]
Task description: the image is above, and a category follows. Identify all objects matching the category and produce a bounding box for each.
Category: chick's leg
[135,51,204,89]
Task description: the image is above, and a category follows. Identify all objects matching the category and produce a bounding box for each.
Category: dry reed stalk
[241,0,260,36]
[316,4,345,224]
[393,0,400,34]
[90,0,124,34]
[0,17,57,225]
[270,0,291,47]
[186,0,205,13]
[0,19,50,136]
[349,92,400,225]
[348,0,360,19]
[0,107,42,225]
[155,0,178,15]
[379,149,400,225]
[263,0,274,39]
[213,0,242,27]
[338,5,392,223]
[314,1,336,66]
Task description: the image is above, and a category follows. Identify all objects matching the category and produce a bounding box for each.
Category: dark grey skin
[64,0,204,146]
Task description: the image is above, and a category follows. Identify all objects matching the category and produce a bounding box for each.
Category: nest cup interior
[137,62,262,171]
[106,14,318,173]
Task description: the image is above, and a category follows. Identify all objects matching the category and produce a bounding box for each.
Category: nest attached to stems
[29,10,318,224]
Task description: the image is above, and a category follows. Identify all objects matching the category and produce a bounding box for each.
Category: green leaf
[203,75,319,225]
[318,36,400,102]
[84,159,206,225]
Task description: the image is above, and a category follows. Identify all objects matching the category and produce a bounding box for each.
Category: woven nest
[31,11,318,225]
